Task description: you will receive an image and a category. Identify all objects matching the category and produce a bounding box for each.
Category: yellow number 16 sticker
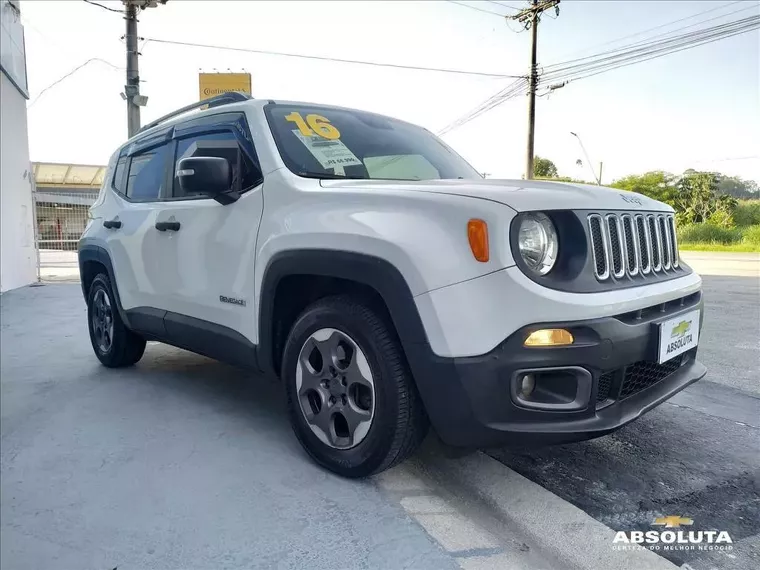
[284,112,341,140]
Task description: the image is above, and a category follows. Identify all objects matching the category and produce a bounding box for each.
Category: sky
[20,0,760,184]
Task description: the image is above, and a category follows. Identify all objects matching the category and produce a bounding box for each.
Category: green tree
[534,156,558,178]
[610,171,677,205]
[675,171,737,225]
[715,175,759,199]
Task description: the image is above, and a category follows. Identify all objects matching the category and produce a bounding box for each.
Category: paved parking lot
[2,253,758,570]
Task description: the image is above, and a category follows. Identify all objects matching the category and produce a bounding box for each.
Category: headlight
[518,213,559,275]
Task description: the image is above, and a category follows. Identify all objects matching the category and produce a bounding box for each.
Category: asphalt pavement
[0,285,461,570]
[2,252,758,570]
[491,257,760,570]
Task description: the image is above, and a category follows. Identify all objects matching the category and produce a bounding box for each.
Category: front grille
[589,212,678,282]
[620,355,683,399]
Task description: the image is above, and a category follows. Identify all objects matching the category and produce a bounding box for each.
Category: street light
[570,132,602,185]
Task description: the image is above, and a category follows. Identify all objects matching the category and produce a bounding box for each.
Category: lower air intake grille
[597,371,613,403]
[620,355,683,399]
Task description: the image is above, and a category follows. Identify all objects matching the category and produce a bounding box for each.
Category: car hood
[319,178,672,213]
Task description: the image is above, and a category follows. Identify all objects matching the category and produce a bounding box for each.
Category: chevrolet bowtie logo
[671,321,691,338]
[652,516,694,528]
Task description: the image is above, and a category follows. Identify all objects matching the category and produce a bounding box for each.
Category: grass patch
[679,242,760,253]
[678,222,760,252]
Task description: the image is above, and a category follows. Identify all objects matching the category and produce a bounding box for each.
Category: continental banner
[198,73,252,101]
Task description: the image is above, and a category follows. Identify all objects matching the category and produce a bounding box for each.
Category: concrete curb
[414,449,679,570]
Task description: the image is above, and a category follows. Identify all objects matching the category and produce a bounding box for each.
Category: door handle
[155,221,181,232]
[103,219,122,229]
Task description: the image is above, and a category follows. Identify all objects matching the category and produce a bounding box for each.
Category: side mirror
[177,156,234,203]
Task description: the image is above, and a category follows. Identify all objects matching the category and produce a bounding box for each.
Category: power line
[543,3,758,71]
[484,1,521,12]
[29,58,123,108]
[445,0,514,18]
[82,0,123,14]
[438,78,528,135]
[541,15,759,82]
[438,12,759,134]
[142,37,523,78]
[551,0,744,62]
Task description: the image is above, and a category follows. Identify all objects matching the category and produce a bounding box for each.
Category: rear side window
[112,156,128,194]
[126,143,171,201]
[173,131,260,198]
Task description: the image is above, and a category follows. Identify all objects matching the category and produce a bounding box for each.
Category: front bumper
[410,291,706,448]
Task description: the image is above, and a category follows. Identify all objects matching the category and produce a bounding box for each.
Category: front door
[104,135,174,321]
[151,114,264,346]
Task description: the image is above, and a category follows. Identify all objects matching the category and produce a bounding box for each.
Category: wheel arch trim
[78,241,131,329]
[257,249,430,378]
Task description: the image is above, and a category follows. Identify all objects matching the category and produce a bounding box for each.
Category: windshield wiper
[296,171,368,180]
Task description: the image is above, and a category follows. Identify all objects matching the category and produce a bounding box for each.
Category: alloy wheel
[295,328,376,449]
[92,288,114,354]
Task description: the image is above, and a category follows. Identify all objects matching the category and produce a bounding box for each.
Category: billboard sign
[198,72,252,101]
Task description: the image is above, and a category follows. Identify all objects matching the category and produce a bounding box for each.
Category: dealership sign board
[199,73,252,101]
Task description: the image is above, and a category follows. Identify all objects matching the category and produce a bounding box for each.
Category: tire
[87,273,146,368]
[283,295,428,477]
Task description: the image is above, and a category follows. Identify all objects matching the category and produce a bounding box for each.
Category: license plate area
[658,309,700,363]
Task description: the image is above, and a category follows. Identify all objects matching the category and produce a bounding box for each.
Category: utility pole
[124,1,140,138]
[510,0,560,180]
[122,1,166,138]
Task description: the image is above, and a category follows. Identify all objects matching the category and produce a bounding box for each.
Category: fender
[258,250,430,375]
[257,249,477,440]
[77,241,132,329]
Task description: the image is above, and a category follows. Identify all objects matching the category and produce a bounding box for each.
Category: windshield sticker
[293,130,362,170]
[285,112,341,140]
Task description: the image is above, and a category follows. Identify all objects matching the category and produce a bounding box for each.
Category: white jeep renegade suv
[79,93,706,477]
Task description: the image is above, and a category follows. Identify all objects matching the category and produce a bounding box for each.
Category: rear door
[104,130,173,333]
[151,113,264,345]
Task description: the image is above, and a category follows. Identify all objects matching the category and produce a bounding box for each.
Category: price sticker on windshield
[285,112,341,140]
[292,131,362,170]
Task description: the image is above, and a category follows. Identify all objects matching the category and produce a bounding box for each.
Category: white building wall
[0,0,35,292]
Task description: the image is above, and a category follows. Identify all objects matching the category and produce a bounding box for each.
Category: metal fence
[33,190,99,282]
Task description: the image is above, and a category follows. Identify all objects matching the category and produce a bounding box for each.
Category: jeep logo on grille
[620,194,644,206]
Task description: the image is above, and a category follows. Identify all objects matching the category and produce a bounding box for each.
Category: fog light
[524,329,574,347]
[520,374,536,398]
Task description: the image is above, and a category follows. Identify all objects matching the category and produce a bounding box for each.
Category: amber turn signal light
[524,329,574,347]
[467,219,489,262]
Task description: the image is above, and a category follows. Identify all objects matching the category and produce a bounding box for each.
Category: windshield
[265,104,481,181]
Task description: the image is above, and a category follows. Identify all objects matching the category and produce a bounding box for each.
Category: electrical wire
[542,3,758,71]
[28,58,123,108]
[82,0,123,14]
[445,0,513,18]
[141,37,522,78]
[437,78,528,135]
[484,1,521,12]
[541,15,759,82]
[553,0,744,61]
[437,12,759,134]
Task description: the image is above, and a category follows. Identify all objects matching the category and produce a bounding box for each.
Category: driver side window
[173,131,259,198]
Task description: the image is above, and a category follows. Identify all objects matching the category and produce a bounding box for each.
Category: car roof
[129,97,423,147]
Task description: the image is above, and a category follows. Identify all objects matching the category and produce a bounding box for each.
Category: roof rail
[137,92,252,134]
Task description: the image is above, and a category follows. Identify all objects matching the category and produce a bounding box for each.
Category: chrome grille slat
[668,216,679,267]
[588,214,610,280]
[606,215,625,278]
[588,212,677,282]
[659,215,671,270]
[649,215,662,271]
[635,215,652,274]
[621,215,639,276]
